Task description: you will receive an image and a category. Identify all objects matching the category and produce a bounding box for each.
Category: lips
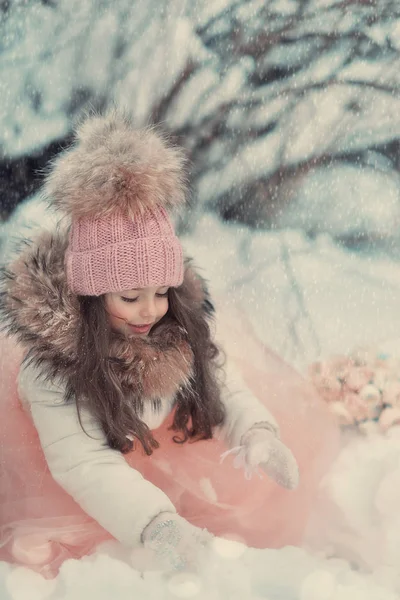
[128,323,153,334]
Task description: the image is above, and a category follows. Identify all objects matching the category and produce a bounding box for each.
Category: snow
[282,83,400,164]
[0,0,91,155]
[339,59,395,84]
[1,542,399,600]
[277,165,400,243]
[2,194,400,598]
[190,0,234,28]
[182,216,400,368]
[2,0,400,257]
[114,10,198,125]
[0,1,197,156]
[167,69,219,129]
[306,428,400,574]
[227,94,287,130]
[269,0,300,16]
[197,132,282,207]
[389,21,400,50]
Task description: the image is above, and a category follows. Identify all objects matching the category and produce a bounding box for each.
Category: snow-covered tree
[1,0,400,243]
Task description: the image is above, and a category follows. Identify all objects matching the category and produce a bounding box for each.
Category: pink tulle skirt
[0,300,340,578]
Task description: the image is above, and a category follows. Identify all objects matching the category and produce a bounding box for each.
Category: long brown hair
[69,287,226,455]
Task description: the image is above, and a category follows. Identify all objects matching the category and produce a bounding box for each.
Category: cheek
[158,299,169,319]
[105,297,133,325]
[117,302,139,323]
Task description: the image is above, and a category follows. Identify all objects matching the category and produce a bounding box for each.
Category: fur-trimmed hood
[0,227,213,404]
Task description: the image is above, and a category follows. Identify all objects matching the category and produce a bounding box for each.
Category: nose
[140,297,156,321]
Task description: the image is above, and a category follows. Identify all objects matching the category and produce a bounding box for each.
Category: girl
[0,112,339,577]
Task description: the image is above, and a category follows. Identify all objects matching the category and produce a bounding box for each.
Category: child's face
[104,286,169,337]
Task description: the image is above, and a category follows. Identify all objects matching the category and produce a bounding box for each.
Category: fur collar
[0,228,212,402]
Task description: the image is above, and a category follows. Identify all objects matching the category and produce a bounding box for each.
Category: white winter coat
[17,356,278,548]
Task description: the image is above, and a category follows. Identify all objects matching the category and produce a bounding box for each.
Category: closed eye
[121,292,168,302]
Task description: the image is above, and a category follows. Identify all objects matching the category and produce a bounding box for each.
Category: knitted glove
[221,426,300,490]
[141,512,213,572]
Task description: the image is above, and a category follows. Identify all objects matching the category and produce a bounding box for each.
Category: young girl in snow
[0,113,338,577]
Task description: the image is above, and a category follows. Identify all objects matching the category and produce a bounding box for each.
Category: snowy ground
[2,196,400,599]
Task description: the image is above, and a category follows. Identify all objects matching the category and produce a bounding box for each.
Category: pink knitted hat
[43,112,187,296]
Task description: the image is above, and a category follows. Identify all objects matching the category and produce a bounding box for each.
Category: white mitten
[221,426,300,490]
[141,512,212,571]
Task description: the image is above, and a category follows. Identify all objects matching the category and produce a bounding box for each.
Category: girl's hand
[221,427,300,490]
[141,512,212,572]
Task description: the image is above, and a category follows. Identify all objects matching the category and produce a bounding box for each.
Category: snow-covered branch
[1,0,399,247]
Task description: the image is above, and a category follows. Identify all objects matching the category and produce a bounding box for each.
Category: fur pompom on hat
[43,111,188,219]
[43,111,188,296]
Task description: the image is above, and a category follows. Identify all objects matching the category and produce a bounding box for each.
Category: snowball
[6,567,57,600]
[211,536,247,559]
[167,572,202,598]
[300,570,336,600]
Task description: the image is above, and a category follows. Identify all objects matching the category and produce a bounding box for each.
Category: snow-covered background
[2,0,400,598]
[2,0,400,244]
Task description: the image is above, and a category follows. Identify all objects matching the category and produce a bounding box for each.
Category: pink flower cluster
[309,348,400,434]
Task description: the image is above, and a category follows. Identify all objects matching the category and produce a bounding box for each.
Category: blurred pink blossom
[343,392,370,422]
[379,407,400,433]
[309,348,400,435]
[345,367,373,392]
[382,381,400,406]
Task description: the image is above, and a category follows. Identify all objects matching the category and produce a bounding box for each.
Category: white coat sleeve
[217,352,280,447]
[17,362,176,547]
